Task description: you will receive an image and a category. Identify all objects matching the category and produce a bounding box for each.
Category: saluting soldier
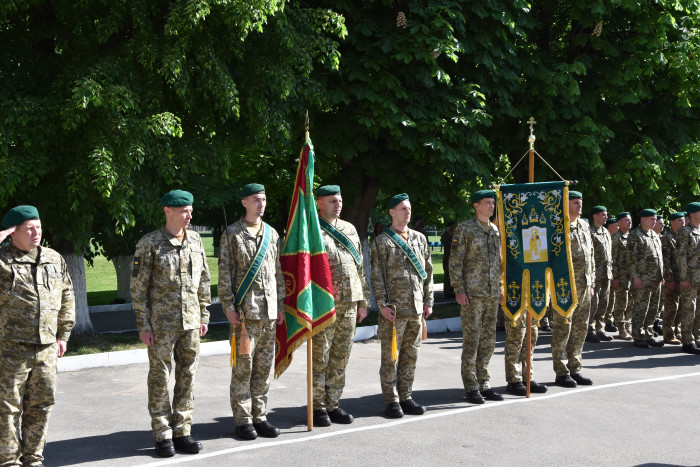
[626,209,664,348]
[449,190,509,403]
[676,202,700,354]
[0,206,75,465]
[218,183,285,440]
[552,191,595,387]
[371,193,433,419]
[610,212,634,340]
[661,212,686,345]
[312,185,370,427]
[131,190,211,456]
[587,206,613,342]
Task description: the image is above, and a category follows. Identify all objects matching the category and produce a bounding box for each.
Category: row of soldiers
[0,186,698,462]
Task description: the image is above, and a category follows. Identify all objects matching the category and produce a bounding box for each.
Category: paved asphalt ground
[46,328,699,466]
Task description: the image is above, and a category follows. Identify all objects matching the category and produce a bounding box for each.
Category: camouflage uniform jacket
[675,224,700,283]
[626,226,663,283]
[448,217,502,299]
[570,218,595,290]
[0,244,75,344]
[320,218,370,307]
[131,228,211,334]
[589,224,612,280]
[218,219,285,320]
[661,230,680,283]
[611,231,630,283]
[371,227,434,315]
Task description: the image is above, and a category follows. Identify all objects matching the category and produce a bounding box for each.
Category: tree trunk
[112,255,133,303]
[62,249,96,338]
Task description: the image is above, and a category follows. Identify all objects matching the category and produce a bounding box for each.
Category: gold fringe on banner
[230,334,236,367]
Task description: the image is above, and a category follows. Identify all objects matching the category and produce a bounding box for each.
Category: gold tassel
[239,321,251,355]
[391,322,398,362]
[230,333,236,367]
[421,317,428,341]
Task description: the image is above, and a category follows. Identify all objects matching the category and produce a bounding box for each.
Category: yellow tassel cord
[239,322,251,355]
[230,334,236,367]
[391,322,398,362]
[421,317,428,341]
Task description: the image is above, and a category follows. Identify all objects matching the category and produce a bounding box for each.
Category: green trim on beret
[160,190,193,207]
[568,190,582,199]
[471,190,495,203]
[387,193,409,210]
[239,183,265,198]
[1,205,40,228]
[591,206,607,214]
[668,212,684,221]
[685,202,700,214]
[617,212,630,219]
[638,208,657,217]
[316,185,341,197]
[604,218,618,226]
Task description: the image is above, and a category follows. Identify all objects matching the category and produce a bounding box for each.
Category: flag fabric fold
[274,136,336,378]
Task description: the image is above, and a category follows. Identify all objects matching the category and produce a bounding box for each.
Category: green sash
[384,228,428,280]
[235,222,271,306]
[319,217,362,266]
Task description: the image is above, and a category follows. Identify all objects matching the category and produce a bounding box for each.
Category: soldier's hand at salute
[357,307,368,323]
[0,225,15,243]
[226,310,241,326]
[380,306,396,322]
[57,340,67,357]
[139,332,154,346]
[456,293,469,306]
[423,305,432,319]
[277,311,285,325]
[633,278,643,289]
[200,323,208,337]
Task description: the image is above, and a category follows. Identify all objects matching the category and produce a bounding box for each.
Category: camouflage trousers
[0,341,57,466]
[610,282,630,327]
[460,297,498,392]
[504,312,538,383]
[679,283,700,345]
[552,287,591,376]
[629,283,661,342]
[312,301,357,411]
[147,329,200,442]
[662,285,681,338]
[230,319,275,425]
[378,313,422,404]
[589,279,610,333]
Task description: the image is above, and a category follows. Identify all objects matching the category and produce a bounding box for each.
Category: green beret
[1,205,40,228]
[568,190,582,200]
[668,212,684,221]
[617,212,630,219]
[604,218,618,226]
[471,190,495,203]
[316,185,341,197]
[638,208,657,218]
[686,202,700,214]
[160,190,193,207]
[387,193,409,210]
[239,183,265,198]
[591,206,607,214]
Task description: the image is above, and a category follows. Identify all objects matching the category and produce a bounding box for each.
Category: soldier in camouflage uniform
[552,191,596,388]
[626,209,665,348]
[218,183,285,440]
[603,217,619,331]
[449,190,506,404]
[661,212,686,345]
[0,205,75,466]
[312,185,370,427]
[610,212,634,340]
[131,190,211,457]
[676,202,700,354]
[371,193,433,419]
[587,206,613,342]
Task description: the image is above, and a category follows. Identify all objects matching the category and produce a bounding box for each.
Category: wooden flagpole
[525,116,536,399]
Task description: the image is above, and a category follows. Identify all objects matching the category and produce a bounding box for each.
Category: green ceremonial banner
[496,181,578,323]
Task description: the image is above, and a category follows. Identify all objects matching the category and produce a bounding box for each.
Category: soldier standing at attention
[371,193,433,419]
[676,202,700,354]
[131,190,211,456]
[661,212,686,345]
[449,190,507,403]
[611,212,634,340]
[0,206,75,466]
[552,191,595,388]
[587,206,613,342]
[626,209,665,348]
[218,183,285,440]
[312,185,370,427]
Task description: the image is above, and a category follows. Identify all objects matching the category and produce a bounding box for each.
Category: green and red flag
[275,135,336,378]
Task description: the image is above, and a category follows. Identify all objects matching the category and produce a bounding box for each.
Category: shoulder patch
[132,257,140,277]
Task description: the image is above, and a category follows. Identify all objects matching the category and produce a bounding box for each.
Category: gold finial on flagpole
[527,116,536,151]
